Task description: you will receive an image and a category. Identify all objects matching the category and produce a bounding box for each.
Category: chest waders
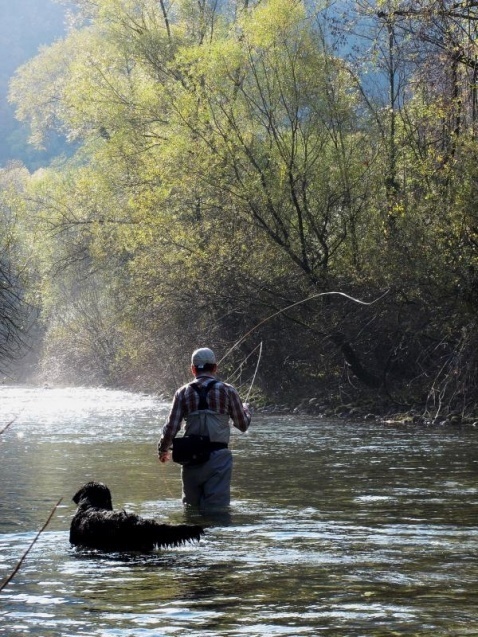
[172,380,228,465]
[191,379,218,410]
[181,379,235,508]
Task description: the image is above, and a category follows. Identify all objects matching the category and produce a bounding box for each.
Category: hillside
[0,0,67,167]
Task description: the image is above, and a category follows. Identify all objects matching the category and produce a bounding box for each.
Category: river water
[1,385,478,636]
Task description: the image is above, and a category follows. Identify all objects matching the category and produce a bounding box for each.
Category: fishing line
[227,341,262,454]
[244,340,262,403]
[218,289,390,364]
[225,341,263,389]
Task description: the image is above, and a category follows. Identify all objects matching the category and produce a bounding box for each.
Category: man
[158,347,251,510]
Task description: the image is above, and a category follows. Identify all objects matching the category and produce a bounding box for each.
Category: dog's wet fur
[70,481,204,552]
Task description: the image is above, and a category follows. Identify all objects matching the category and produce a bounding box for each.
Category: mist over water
[1,385,478,636]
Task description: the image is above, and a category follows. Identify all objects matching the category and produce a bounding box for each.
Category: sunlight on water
[0,385,169,442]
[1,385,167,422]
[1,386,478,636]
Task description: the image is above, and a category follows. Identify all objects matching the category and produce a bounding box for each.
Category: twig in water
[0,497,63,592]
[1,407,26,435]
[0,418,16,435]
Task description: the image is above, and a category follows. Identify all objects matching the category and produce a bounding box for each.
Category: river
[1,385,478,636]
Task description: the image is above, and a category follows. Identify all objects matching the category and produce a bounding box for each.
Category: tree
[9,0,379,389]
[0,163,34,372]
[8,0,478,415]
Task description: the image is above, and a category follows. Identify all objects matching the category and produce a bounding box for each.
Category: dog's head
[72,481,113,510]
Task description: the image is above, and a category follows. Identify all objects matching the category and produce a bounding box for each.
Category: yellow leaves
[9,0,367,325]
[390,201,406,219]
[9,35,79,147]
[240,0,306,49]
[175,34,244,102]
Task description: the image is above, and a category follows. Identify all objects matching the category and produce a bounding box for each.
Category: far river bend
[1,385,478,636]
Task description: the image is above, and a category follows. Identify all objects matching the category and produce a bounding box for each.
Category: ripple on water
[2,387,478,636]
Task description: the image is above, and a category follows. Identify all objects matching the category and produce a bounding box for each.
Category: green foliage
[0,163,36,370]
[5,0,478,415]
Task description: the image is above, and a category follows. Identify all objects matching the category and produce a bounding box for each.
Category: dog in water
[70,481,204,552]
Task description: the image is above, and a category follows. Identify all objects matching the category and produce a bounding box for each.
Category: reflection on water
[1,385,478,636]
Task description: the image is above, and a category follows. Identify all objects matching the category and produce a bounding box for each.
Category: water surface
[1,385,478,635]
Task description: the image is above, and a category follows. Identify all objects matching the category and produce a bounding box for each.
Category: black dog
[70,481,204,552]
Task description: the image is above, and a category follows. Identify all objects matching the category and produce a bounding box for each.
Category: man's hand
[158,450,171,463]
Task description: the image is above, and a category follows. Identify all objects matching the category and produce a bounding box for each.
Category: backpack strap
[190,379,218,410]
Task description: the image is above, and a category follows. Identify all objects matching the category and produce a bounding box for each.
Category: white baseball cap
[191,347,216,369]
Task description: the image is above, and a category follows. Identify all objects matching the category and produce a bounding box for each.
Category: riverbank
[255,396,478,428]
[4,375,477,428]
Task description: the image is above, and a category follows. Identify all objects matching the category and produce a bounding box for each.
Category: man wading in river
[158,348,251,510]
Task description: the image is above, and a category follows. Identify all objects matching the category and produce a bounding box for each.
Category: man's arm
[157,390,185,459]
[227,385,251,432]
